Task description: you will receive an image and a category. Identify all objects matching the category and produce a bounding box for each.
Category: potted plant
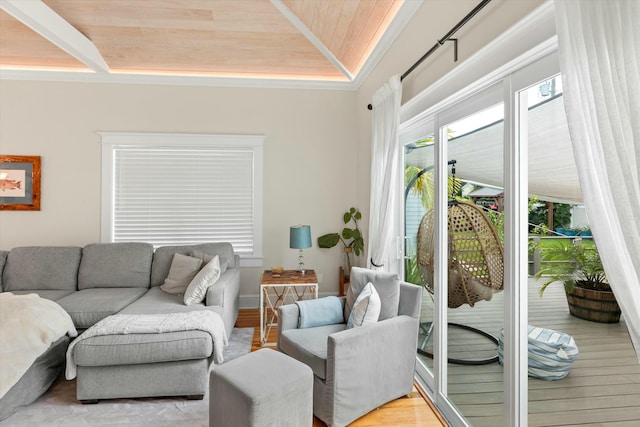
[535,240,620,323]
[317,207,364,282]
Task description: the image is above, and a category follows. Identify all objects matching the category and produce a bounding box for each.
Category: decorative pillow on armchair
[347,282,381,329]
[296,296,344,328]
[345,267,400,321]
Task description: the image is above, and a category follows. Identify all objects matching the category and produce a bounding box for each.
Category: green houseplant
[535,240,620,323]
[317,207,364,281]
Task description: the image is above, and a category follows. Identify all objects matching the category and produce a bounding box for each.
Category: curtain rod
[367,0,492,110]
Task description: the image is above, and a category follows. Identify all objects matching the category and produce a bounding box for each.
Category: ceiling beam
[270,0,353,81]
[0,0,109,73]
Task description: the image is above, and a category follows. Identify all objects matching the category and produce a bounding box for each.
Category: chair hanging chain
[449,159,459,203]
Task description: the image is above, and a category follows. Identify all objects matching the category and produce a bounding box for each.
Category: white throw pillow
[347,282,381,329]
[160,253,203,294]
[184,255,221,305]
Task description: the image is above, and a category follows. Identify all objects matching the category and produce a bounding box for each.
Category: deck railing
[528,234,595,275]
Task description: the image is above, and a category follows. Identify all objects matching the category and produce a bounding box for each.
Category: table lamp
[290,225,312,274]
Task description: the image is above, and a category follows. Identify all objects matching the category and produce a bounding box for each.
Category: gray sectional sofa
[0,242,240,417]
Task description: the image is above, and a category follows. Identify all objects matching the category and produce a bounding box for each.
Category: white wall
[0,81,358,302]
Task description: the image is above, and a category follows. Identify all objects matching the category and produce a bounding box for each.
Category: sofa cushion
[151,243,236,287]
[184,255,221,305]
[7,290,74,301]
[56,288,148,329]
[3,247,82,292]
[160,253,203,294]
[118,286,224,317]
[78,243,153,290]
[72,330,213,367]
[190,250,229,273]
[345,267,399,322]
[279,323,346,380]
[0,250,8,292]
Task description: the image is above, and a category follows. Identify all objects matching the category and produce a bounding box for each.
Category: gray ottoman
[209,348,313,427]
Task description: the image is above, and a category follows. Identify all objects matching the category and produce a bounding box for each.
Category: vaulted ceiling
[0,0,420,87]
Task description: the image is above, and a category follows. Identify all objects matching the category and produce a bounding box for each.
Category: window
[100,132,263,267]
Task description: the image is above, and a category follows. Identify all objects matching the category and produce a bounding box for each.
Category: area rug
[0,328,254,427]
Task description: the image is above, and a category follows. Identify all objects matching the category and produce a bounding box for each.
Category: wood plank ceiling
[0,0,405,82]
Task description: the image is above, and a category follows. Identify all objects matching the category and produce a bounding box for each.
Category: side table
[260,269,318,346]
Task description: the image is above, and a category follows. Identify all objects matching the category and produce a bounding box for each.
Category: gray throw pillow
[190,250,228,273]
[345,267,400,321]
[160,253,203,294]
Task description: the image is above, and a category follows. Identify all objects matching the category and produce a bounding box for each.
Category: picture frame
[0,155,41,211]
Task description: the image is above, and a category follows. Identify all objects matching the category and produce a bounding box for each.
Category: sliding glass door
[402,51,561,427]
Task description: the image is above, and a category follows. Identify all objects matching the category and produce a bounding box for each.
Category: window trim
[99,132,264,267]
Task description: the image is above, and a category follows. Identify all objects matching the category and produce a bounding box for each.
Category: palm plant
[535,240,609,296]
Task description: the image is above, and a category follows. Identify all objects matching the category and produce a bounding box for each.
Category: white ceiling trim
[0,0,109,73]
[0,68,356,90]
[269,0,353,81]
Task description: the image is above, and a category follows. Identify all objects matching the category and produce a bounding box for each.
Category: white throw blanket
[0,293,77,399]
[65,310,228,380]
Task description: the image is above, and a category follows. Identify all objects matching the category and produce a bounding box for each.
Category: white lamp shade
[290,225,312,249]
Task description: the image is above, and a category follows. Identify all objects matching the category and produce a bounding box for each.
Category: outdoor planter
[535,239,620,323]
[565,286,621,323]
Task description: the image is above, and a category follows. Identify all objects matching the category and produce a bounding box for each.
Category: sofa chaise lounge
[0,241,240,419]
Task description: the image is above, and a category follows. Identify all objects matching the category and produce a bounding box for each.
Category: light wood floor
[235,309,447,427]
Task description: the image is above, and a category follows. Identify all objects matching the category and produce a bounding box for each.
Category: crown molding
[0,68,357,90]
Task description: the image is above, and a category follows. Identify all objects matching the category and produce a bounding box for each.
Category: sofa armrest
[205,268,240,337]
[326,315,419,423]
[205,268,238,307]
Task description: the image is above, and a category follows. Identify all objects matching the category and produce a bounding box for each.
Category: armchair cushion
[296,296,344,329]
[345,267,400,321]
[279,323,346,380]
[347,282,381,329]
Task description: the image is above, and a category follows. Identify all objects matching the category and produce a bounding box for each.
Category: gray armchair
[277,267,422,427]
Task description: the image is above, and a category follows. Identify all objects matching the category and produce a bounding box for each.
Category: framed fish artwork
[0,155,41,211]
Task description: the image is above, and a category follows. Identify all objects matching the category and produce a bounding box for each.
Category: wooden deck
[418,278,640,427]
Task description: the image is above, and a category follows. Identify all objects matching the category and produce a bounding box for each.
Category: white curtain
[367,75,402,270]
[555,0,640,361]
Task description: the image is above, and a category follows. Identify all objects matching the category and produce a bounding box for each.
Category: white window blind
[100,133,263,266]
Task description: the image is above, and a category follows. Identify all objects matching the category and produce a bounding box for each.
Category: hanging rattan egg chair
[418,200,504,307]
[416,200,504,364]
